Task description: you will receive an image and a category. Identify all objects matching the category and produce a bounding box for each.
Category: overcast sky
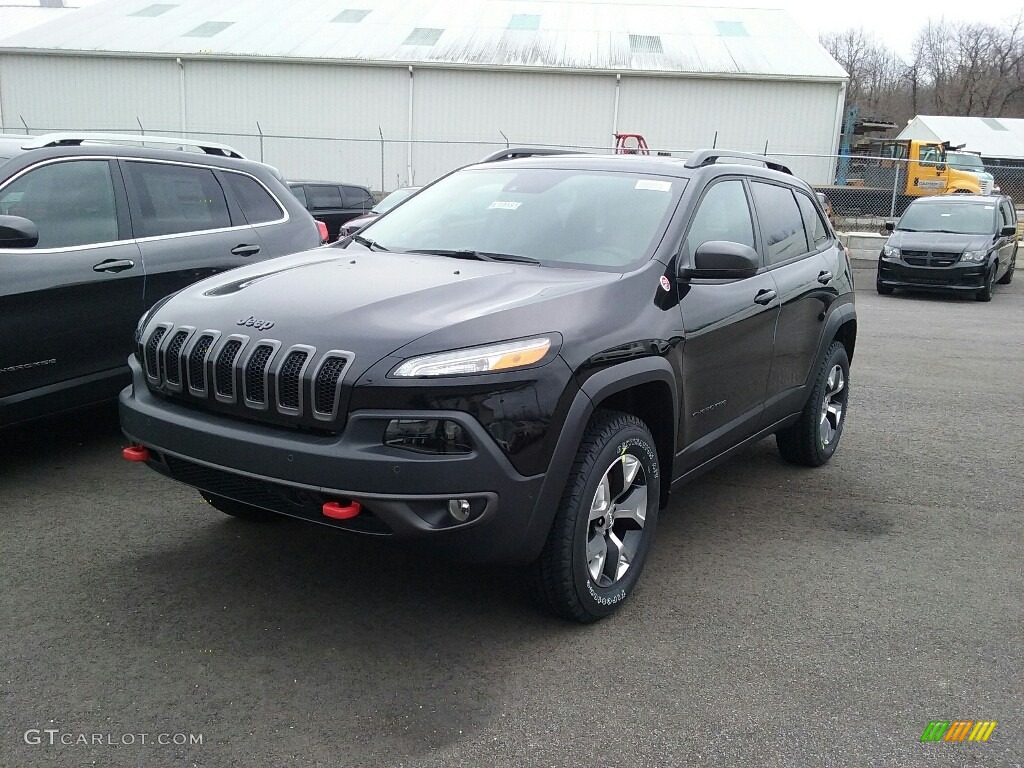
[742,0,1024,58]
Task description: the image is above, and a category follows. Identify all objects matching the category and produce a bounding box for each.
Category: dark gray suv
[0,132,322,427]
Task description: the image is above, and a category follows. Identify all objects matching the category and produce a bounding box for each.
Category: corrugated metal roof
[0,0,848,81]
[0,5,78,37]
[898,115,1024,160]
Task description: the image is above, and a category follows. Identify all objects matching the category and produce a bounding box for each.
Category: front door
[0,158,143,409]
[675,178,779,473]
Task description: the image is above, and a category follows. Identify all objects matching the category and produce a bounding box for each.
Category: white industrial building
[899,115,1024,163]
[0,0,848,189]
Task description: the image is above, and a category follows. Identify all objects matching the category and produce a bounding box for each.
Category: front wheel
[976,265,996,301]
[528,410,661,622]
[200,491,279,522]
[776,342,850,467]
[997,253,1015,285]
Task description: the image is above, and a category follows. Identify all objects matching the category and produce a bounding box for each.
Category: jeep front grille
[245,344,275,403]
[278,350,309,410]
[141,324,352,427]
[214,340,243,397]
[145,326,168,379]
[164,330,190,385]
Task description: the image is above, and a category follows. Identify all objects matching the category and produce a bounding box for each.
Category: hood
[148,246,620,375]
[888,231,992,253]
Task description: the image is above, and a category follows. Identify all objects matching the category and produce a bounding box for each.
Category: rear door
[0,157,143,403]
[997,199,1017,278]
[121,159,265,306]
[753,182,839,422]
[675,177,779,471]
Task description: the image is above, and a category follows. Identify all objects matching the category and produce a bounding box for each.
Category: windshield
[372,187,419,214]
[947,152,985,172]
[897,201,996,235]
[352,167,685,271]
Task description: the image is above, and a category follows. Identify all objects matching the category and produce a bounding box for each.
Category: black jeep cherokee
[120,150,857,622]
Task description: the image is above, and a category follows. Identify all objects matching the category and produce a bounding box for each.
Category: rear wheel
[528,410,660,623]
[976,265,996,301]
[200,491,278,522]
[776,342,850,467]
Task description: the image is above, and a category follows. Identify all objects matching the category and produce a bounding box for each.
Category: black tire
[776,341,850,467]
[876,279,894,296]
[528,409,661,623]
[976,265,995,302]
[200,491,279,522]
[997,253,1015,285]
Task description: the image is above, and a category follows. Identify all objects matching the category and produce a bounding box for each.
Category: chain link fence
[5,123,1024,233]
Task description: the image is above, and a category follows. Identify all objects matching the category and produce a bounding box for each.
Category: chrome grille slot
[314,356,348,416]
[144,326,168,379]
[215,340,243,397]
[244,344,275,404]
[188,334,215,391]
[163,330,190,385]
[278,350,309,411]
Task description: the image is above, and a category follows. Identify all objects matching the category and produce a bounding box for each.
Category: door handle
[754,288,777,305]
[231,244,261,257]
[92,258,135,273]
[817,270,833,285]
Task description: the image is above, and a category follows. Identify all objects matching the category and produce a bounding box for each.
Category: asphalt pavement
[2,271,1022,767]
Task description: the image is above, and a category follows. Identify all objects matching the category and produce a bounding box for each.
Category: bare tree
[820,29,912,123]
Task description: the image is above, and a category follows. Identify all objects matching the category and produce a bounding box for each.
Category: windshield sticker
[488,201,521,210]
[635,179,672,192]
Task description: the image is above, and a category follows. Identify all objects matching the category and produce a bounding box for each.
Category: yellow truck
[818,139,987,217]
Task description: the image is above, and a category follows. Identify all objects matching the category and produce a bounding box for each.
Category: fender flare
[515,356,678,562]
[807,303,857,389]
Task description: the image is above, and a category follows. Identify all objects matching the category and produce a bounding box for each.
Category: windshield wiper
[407,249,541,264]
[352,234,388,251]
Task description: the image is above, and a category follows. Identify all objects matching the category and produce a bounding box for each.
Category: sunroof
[183,21,234,37]
[130,3,176,17]
[715,21,748,37]
[981,117,1009,131]
[629,34,663,54]
[508,14,540,30]
[404,27,444,46]
[333,9,370,23]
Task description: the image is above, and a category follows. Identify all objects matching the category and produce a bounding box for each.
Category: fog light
[384,419,472,454]
[448,499,471,522]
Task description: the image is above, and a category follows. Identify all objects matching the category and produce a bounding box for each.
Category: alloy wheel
[587,453,648,587]
[819,365,846,448]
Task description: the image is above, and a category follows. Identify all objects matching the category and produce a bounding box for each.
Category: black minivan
[877,194,1018,301]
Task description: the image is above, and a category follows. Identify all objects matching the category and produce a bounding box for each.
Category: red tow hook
[323,500,362,520]
[122,445,151,462]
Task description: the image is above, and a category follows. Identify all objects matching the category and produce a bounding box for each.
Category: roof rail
[21,133,245,158]
[684,150,791,175]
[479,147,585,163]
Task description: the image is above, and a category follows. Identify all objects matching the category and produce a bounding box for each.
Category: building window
[629,34,663,54]
[333,9,370,23]
[183,21,234,38]
[508,14,540,30]
[403,27,444,46]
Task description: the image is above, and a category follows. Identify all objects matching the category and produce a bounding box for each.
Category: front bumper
[877,258,988,292]
[119,357,547,563]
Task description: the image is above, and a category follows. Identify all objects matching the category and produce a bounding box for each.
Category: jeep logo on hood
[237,316,275,332]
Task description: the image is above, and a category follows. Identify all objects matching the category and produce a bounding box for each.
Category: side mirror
[1000,225,1017,237]
[937,163,947,172]
[0,215,39,248]
[884,221,896,232]
[679,241,760,280]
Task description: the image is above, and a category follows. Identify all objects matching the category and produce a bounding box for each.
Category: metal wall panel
[616,76,843,182]
[0,53,181,134]
[410,68,616,185]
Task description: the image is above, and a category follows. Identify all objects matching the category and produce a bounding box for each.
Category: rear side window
[125,162,230,237]
[796,192,831,250]
[750,182,809,265]
[289,185,307,206]
[307,185,343,209]
[0,159,118,248]
[222,172,283,224]
[683,179,755,259]
[342,185,373,208]
[999,201,1015,228]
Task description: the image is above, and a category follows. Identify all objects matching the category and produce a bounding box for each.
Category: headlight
[392,337,553,378]
[961,250,988,262]
[882,245,900,259]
